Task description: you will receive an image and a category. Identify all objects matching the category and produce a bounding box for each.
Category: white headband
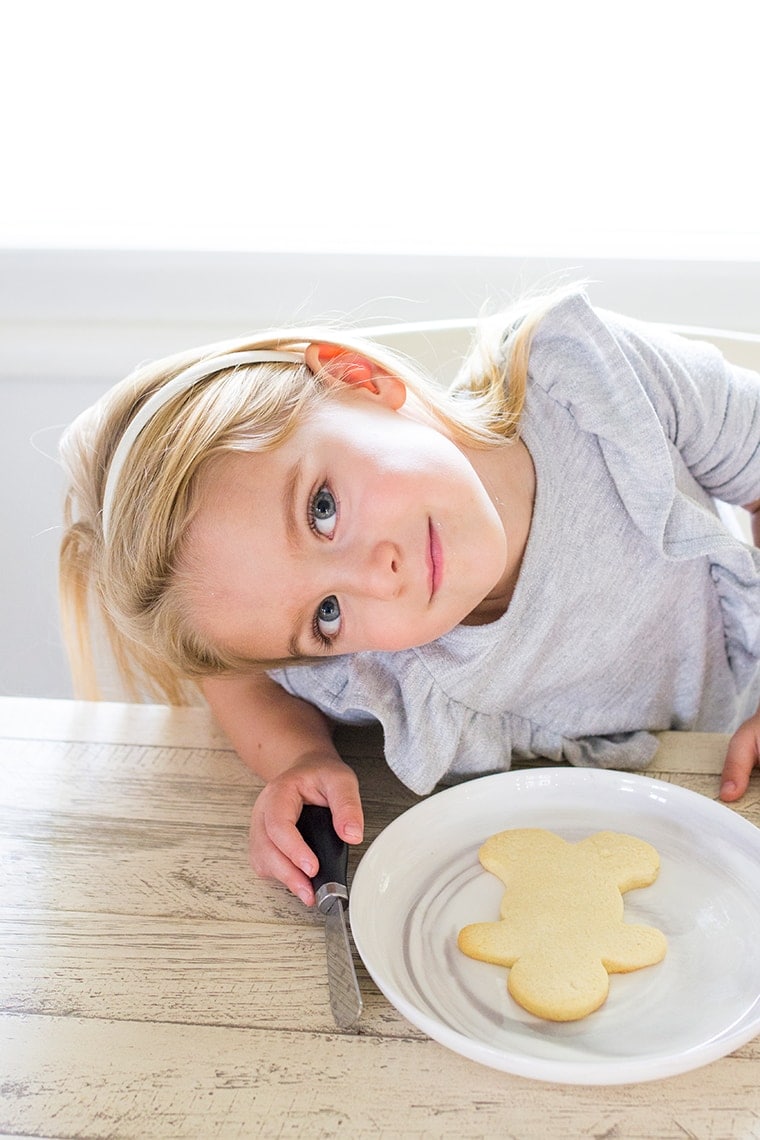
[101,349,304,542]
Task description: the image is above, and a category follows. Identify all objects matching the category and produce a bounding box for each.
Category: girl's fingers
[249,806,316,905]
[250,786,315,900]
[316,765,364,845]
[720,717,760,801]
[329,794,364,844]
[249,757,365,902]
[720,757,752,801]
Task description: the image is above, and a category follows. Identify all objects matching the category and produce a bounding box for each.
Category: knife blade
[297,804,363,1029]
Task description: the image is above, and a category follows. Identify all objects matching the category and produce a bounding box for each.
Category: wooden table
[2,696,760,1139]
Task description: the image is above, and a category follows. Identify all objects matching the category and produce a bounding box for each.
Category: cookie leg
[507,952,611,1021]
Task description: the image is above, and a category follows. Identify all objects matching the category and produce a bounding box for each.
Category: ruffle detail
[272,653,663,795]
[529,293,760,693]
[557,731,660,771]
[528,293,722,557]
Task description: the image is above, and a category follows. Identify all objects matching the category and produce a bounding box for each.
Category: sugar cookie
[457,829,667,1021]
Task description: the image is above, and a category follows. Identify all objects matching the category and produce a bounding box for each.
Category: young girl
[59,288,760,907]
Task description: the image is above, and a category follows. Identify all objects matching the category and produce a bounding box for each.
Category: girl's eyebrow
[282,458,304,552]
[287,622,307,659]
[281,459,333,659]
[282,459,312,657]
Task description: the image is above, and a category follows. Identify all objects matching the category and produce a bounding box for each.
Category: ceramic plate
[349,769,760,1085]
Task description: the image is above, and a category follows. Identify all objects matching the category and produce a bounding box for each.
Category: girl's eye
[311,486,337,537]
[315,594,341,642]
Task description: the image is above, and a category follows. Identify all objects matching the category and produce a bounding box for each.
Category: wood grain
[2,697,760,1139]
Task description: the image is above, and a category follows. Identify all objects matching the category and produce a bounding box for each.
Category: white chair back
[362,316,760,384]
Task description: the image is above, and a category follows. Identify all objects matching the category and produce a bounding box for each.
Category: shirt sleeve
[600,308,760,506]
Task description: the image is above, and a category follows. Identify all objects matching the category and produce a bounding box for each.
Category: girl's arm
[201,673,364,904]
[720,497,760,802]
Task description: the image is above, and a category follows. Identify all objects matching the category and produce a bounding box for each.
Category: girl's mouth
[428,519,443,600]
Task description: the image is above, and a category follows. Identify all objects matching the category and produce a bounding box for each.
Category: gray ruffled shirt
[270,294,760,794]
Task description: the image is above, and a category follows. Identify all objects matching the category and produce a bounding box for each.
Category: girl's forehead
[196,389,431,504]
[198,445,286,497]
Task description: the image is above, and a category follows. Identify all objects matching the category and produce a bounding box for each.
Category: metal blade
[323,897,363,1029]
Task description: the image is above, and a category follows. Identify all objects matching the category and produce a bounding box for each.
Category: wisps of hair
[449,278,590,441]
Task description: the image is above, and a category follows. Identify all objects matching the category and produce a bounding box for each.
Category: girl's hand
[720,710,760,801]
[250,753,364,905]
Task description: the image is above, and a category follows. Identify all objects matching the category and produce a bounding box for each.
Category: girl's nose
[351,540,401,600]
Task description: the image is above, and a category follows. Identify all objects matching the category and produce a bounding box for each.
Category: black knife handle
[296,804,348,898]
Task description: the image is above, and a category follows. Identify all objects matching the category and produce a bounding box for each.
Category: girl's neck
[460,437,536,625]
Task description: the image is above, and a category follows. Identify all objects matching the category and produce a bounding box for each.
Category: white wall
[4,249,760,698]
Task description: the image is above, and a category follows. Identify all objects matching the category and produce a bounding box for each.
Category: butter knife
[297,804,363,1029]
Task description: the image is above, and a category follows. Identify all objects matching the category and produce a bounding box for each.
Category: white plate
[349,769,760,1085]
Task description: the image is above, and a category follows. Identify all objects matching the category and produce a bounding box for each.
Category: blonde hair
[59,287,576,703]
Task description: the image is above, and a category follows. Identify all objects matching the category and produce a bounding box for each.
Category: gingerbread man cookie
[457,829,667,1022]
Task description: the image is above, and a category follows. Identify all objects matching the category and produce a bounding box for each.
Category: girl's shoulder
[526,290,737,427]
[529,291,663,376]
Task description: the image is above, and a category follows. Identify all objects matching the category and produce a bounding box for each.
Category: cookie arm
[580,832,661,892]
[602,923,668,973]
[457,921,521,966]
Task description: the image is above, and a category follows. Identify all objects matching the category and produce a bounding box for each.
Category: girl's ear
[305,343,406,410]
